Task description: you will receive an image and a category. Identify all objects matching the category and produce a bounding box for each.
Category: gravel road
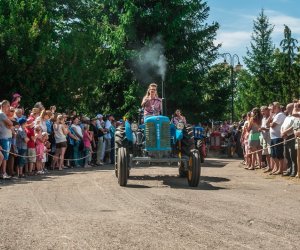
[0,157,300,250]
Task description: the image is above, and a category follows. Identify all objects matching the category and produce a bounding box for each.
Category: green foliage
[0,0,222,123]
[237,10,300,117]
[241,10,275,108]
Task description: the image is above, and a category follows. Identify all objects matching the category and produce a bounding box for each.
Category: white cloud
[264,10,300,35]
[215,31,251,50]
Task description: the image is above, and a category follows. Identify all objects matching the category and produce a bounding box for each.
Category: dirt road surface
[1,157,300,250]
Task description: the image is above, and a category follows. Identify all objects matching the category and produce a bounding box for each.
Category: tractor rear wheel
[187,150,201,187]
[117,147,129,186]
[182,125,195,157]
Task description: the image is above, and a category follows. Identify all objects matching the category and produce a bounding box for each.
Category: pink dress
[36,137,44,161]
[83,131,91,149]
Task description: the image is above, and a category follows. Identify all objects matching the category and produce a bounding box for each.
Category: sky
[206,0,300,65]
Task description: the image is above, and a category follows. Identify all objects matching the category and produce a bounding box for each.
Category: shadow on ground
[0,164,114,188]
[129,174,229,190]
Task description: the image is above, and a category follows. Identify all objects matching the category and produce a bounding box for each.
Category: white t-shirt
[71,124,83,139]
[0,112,12,139]
[270,112,286,139]
[104,120,112,139]
[35,117,47,132]
[54,124,67,143]
[280,115,294,136]
[261,116,270,140]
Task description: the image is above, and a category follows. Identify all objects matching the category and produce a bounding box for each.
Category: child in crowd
[25,117,36,175]
[35,126,44,174]
[16,118,29,178]
[42,132,51,173]
[83,124,93,167]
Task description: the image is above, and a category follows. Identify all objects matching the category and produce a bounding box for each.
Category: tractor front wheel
[117,147,129,186]
[187,150,201,187]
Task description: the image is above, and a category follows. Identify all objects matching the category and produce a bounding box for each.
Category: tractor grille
[160,122,171,149]
[145,122,156,148]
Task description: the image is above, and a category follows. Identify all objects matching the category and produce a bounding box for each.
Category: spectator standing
[246,107,262,170]
[42,132,50,172]
[25,117,36,175]
[96,114,105,166]
[110,120,116,164]
[292,102,300,178]
[89,117,98,165]
[71,116,83,167]
[104,115,114,163]
[16,118,28,178]
[35,110,52,133]
[267,102,286,175]
[83,124,93,167]
[259,106,271,172]
[0,100,13,179]
[241,112,251,168]
[7,106,18,176]
[281,103,297,177]
[65,120,79,168]
[52,115,68,170]
[35,126,44,174]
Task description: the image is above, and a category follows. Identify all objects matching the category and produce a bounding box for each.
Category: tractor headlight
[176,122,185,130]
[131,122,138,132]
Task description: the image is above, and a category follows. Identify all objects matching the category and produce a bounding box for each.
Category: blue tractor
[114,114,201,187]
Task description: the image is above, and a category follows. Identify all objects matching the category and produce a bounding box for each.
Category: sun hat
[18,117,27,126]
[96,114,103,119]
[13,93,21,98]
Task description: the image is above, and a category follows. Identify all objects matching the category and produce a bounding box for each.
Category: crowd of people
[1,88,300,181]
[0,93,121,180]
[237,101,300,177]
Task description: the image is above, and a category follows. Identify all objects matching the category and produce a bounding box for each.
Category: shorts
[56,141,67,148]
[270,138,284,159]
[0,138,12,160]
[28,148,37,163]
[261,138,271,155]
[17,148,28,167]
[248,139,260,149]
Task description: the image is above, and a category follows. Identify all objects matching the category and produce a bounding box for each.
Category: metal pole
[221,53,242,123]
[161,79,165,116]
[231,65,234,123]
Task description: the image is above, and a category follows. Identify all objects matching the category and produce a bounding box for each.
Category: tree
[242,9,275,106]
[0,0,221,122]
[278,25,299,102]
[128,0,220,122]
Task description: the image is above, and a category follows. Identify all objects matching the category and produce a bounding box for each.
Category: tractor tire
[187,149,201,187]
[178,161,187,177]
[182,124,195,157]
[196,139,205,163]
[115,126,127,149]
[115,125,127,178]
[117,147,129,186]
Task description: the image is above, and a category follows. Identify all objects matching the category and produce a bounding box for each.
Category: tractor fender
[125,120,133,142]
